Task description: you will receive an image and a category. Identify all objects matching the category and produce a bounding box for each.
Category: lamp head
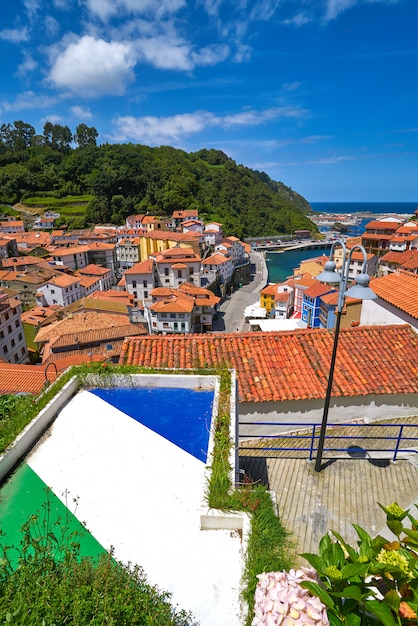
[316,260,341,284]
[344,273,377,300]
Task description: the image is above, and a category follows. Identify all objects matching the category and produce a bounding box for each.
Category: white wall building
[154,247,201,288]
[124,258,156,307]
[36,275,81,307]
[0,291,28,364]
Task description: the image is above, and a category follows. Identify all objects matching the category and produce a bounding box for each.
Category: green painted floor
[0,463,106,568]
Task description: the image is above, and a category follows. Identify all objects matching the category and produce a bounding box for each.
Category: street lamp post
[314,240,376,472]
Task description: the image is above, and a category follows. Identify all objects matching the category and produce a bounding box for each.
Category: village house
[0,219,25,234]
[201,252,233,288]
[145,288,194,334]
[76,264,113,291]
[153,246,201,288]
[203,222,223,247]
[361,217,404,257]
[36,274,81,307]
[301,281,334,328]
[378,249,418,276]
[124,258,156,307]
[0,290,28,364]
[116,237,142,271]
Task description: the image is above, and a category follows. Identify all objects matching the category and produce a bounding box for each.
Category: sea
[266,201,418,283]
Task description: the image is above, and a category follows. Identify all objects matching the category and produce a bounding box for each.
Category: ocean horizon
[310,201,417,215]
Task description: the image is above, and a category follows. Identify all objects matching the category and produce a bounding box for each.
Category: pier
[247,237,332,252]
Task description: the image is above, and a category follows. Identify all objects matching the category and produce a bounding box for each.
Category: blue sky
[0,0,417,203]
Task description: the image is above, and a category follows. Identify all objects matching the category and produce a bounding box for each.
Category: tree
[75,123,98,148]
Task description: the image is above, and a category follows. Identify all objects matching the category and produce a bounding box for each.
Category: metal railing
[238,421,418,462]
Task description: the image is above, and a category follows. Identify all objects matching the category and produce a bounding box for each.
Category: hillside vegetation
[0,120,315,238]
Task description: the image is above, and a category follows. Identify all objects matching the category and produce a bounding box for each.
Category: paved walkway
[213,251,268,333]
[240,452,418,565]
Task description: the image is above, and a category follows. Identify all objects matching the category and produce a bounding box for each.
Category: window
[0,331,4,339]
[133,291,137,299]
[7,325,12,334]
[15,319,19,328]
[173,322,178,330]
[164,268,169,276]
[181,323,186,330]
[11,338,15,347]
[132,280,137,288]
[179,313,185,319]
[144,291,148,298]
[178,270,182,278]
[163,322,169,328]
[51,289,55,294]
[143,280,147,287]
[170,313,176,319]
[3,345,8,354]
[161,313,167,318]
[14,353,19,362]
[189,267,193,274]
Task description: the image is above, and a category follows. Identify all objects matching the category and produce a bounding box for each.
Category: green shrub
[300,502,418,625]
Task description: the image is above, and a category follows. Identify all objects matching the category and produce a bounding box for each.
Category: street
[211,251,267,333]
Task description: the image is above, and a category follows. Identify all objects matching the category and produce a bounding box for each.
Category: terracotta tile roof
[261,284,278,296]
[150,292,194,313]
[0,363,59,395]
[202,252,228,265]
[51,323,146,350]
[362,233,393,241]
[304,282,332,298]
[155,247,200,263]
[21,305,62,326]
[380,249,418,270]
[77,264,110,276]
[2,256,42,268]
[124,259,154,274]
[46,274,80,288]
[35,311,132,344]
[118,325,418,403]
[365,220,401,230]
[370,270,418,318]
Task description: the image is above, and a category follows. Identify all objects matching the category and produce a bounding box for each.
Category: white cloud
[283,81,303,91]
[45,15,61,37]
[71,105,93,119]
[281,13,311,27]
[48,35,136,96]
[0,28,30,43]
[112,105,308,144]
[325,0,357,21]
[136,36,193,71]
[16,51,38,78]
[84,0,186,21]
[324,0,400,22]
[191,44,230,66]
[0,91,58,115]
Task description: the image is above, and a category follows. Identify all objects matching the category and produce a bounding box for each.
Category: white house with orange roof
[116,237,141,270]
[0,219,25,234]
[0,290,28,364]
[204,222,223,246]
[177,282,221,331]
[333,246,378,279]
[125,214,146,229]
[181,219,204,234]
[49,245,90,271]
[200,251,233,287]
[36,274,81,307]
[154,246,201,288]
[124,258,156,307]
[379,249,418,276]
[146,288,194,334]
[76,264,113,291]
[388,221,418,252]
[172,209,199,230]
[219,236,246,265]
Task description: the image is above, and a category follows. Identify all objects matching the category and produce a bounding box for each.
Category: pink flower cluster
[252,568,330,626]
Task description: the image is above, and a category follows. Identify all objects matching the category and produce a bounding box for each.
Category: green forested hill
[0,121,314,238]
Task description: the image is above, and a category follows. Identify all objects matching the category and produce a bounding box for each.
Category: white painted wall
[360,299,418,330]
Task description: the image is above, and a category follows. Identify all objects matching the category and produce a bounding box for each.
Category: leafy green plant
[300,502,418,625]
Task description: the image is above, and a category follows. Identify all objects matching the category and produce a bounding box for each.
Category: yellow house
[260,283,278,314]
